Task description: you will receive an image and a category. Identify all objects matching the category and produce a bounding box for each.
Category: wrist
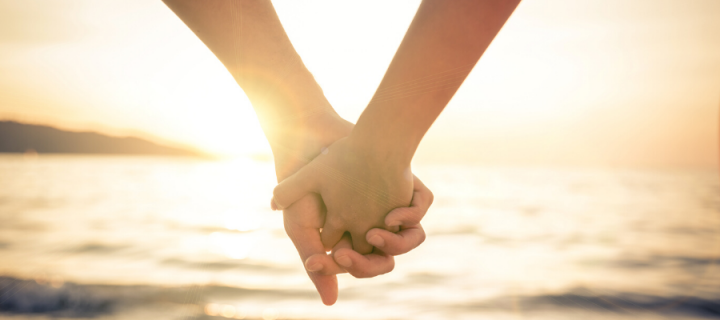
[269,111,353,180]
[345,129,414,175]
[261,102,337,146]
[347,98,428,169]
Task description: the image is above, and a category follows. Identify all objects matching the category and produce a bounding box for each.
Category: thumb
[272,163,320,210]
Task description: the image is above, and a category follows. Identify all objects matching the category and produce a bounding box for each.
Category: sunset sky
[0,0,718,167]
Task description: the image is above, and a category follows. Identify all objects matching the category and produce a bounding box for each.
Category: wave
[2,276,719,318]
[574,255,720,271]
[459,288,720,318]
[160,257,296,273]
[0,276,316,317]
[0,277,112,317]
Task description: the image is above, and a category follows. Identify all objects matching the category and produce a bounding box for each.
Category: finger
[332,247,395,278]
[385,175,433,227]
[350,230,374,255]
[304,228,354,275]
[308,269,338,306]
[272,164,320,211]
[320,220,346,251]
[414,175,434,205]
[304,253,346,276]
[366,224,426,256]
[283,197,338,305]
[328,233,352,270]
[286,229,338,305]
[384,207,420,228]
[287,230,338,305]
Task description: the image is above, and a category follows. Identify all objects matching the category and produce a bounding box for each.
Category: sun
[146,49,271,157]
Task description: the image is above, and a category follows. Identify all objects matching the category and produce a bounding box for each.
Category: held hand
[303,175,433,278]
[268,113,430,305]
[364,175,432,255]
[272,136,414,254]
[269,114,351,306]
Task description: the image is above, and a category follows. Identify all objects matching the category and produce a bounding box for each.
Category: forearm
[163,0,340,150]
[350,0,520,165]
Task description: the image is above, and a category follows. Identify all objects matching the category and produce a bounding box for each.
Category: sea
[0,154,718,320]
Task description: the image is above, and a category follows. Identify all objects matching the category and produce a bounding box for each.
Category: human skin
[272,0,521,255]
[162,0,431,305]
[302,174,432,278]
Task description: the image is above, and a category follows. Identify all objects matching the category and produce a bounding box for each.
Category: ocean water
[0,154,718,319]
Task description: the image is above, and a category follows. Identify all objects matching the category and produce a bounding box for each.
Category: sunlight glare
[209,232,258,260]
[224,210,261,232]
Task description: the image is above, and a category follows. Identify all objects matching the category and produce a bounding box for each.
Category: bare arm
[351,0,521,165]
[163,0,433,305]
[163,0,350,173]
[272,0,520,255]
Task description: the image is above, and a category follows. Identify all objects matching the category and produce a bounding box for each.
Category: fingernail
[306,263,323,272]
[335,254,352,267]
[368,235,385,247]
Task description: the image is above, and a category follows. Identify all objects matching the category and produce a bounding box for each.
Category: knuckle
[417,229,427,246]
[384,260,395,275]
[272,187,284,204]
[272,181,284,194]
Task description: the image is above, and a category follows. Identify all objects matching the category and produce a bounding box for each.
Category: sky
[0,0,718,167]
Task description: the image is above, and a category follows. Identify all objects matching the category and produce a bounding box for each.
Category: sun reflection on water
[223,210,262,232]
[0,155,718,319]
[208,232,259,260]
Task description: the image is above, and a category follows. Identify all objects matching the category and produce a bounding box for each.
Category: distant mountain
[0,121,201,156]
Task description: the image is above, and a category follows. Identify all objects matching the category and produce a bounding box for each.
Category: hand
[283,177,431,303]
[270,113,348,306]
[303,175,433,278]
[270,113,429,304]
[272,136,414,254]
